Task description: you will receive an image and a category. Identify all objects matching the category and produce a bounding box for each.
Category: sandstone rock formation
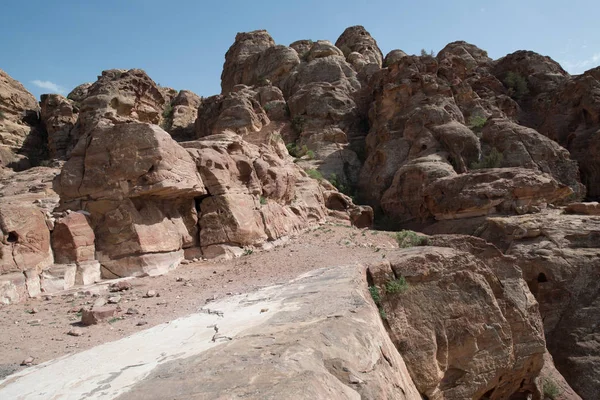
[166,90,202,141]
[0,266,421,399]
[1,24,599,399]
[217,27,379,190]
[48,67,371,277]
[369,243,546,399]
[0,69,45,170]
[477,209,600,398]
[40,94,78,159]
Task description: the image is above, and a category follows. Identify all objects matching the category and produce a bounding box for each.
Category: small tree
[504,72,529,99]
[469,115,487,133]
[470,148,503,169]
[542,378,560,399]
[420,49,435,57]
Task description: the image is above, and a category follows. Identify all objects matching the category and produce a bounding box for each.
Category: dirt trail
[0,223,398,377]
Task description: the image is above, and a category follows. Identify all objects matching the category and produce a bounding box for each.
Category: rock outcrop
[40,94,78,160]
[0,69,45,170]
[0,265,421,399]
[477,209,600,398]
[369,244,546,399]
[55,121,205,277]
[48,68,371,277]
[218,28,376,190]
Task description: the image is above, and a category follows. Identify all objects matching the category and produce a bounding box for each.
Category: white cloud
[560,53,600,74]
[31,79,66,94]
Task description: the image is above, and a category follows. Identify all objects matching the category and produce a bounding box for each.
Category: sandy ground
[0,223,399,378]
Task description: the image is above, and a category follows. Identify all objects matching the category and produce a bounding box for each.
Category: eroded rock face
[55,122,205,277]
[477,209,600,398]
[167,90,202,141]
[534,67,600,199]
[218,29,372,190]
[221,30,281,94]
[424,168,572,220]
[71,69,171,148]
[184,131,372,256]
[0,69,45,170]
[360,42,586,225]
[369,245,546,399]
[40,94,78,159]
[0,205,53,275]
[335,25,383,68]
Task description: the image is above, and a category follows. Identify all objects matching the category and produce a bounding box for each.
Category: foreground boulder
[0,265,421,399]
[477,209,600,398]
[369,244,546,399]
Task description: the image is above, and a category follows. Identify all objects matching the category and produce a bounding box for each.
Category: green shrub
[379,308,388,320]
[243,249,253,256]
[469,115,487,132]
[287,143,315,159]
[260,196,267,205]
[470,148,503,169]
[543,378,560,399]
[386,277,409,294]
[286,143,298,157]
[395,230,428,248]
[369,286,381,305]
[420,49,435,57]
[504,72,529,99]
[291,115,305,134]
[305,168,323,181]
[162,103,173,119]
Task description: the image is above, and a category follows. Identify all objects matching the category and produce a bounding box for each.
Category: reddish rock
[0,205,53,275]
[369,246,545,399]
[81,306,117,326]
[565,201,600,215]
[51,212,95,264]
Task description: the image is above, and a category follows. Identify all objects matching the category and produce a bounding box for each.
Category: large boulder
[51,211,95,264]
[477,209,600,398]
[424,168,573,220]
[55,122,205,277]
[369,245,546,399]
[0,205,53,275]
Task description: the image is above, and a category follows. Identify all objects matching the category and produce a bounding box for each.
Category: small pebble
[67,328,84,337]
[21,356,34,366]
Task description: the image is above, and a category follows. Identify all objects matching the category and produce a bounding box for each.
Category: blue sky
[1,0,598,100]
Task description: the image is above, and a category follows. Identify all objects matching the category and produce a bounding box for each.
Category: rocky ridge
[1,24,599,399]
